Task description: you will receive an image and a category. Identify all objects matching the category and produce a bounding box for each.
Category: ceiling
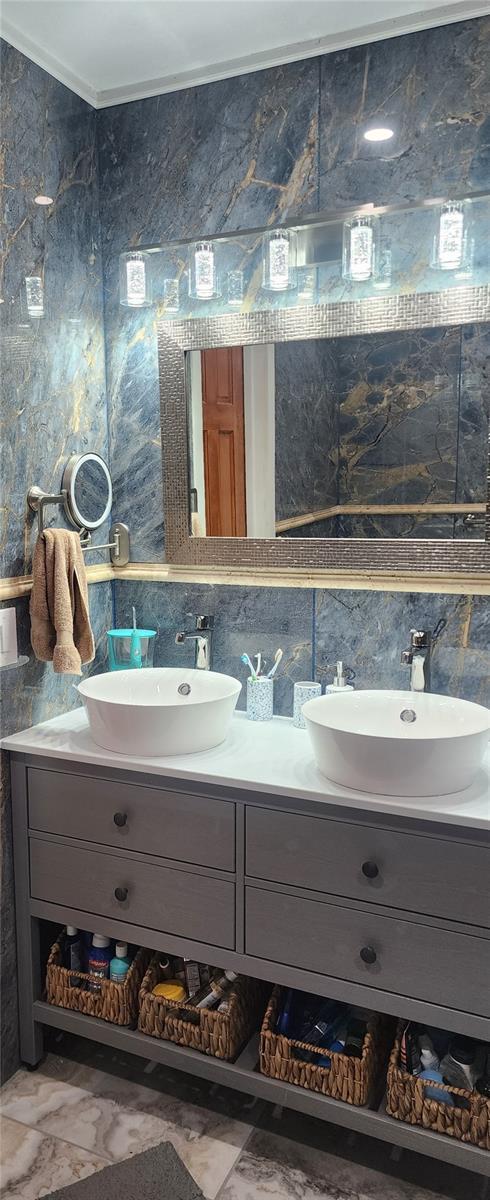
[1,0,489,108]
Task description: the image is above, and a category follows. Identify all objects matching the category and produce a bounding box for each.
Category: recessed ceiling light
[34,194,54,206]
[363,127,394,143]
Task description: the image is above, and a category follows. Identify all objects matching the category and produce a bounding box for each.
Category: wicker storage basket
[386,1022,490,1150]
[260,986,390,1106]
[46,936,150,1026]
[138,956,270,1060]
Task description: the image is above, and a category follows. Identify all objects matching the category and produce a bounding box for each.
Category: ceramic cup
[247,676,274,721]
[293,680,322,729]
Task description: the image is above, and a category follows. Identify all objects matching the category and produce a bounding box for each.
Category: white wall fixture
[25,276,44,317]
[262,230,297,292]
[363,126,394,142]
[119,251,151,306]
[190,242,216,300]
[342,217,375,282]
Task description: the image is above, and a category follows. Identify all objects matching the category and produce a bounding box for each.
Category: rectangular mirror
[187,323,489,542]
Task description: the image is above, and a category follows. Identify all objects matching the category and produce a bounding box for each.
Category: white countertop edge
[2,708,489,831]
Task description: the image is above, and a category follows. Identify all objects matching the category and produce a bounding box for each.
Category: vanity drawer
[246,806,488,925]
[245,886,490,1015]
[30,839,235,949]
[28,768,235,872]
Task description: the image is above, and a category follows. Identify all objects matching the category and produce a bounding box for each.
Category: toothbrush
[241,653,257,680]
[267,648,283,678]
[254,653,262,678]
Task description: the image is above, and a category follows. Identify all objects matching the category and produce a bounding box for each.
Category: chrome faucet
[175,615,214,670]
[400,619,446,692]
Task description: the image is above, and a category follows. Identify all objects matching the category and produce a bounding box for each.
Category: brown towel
[30,529,95,675]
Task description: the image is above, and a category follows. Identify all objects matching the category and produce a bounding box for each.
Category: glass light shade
[227,269,244,306]
[189,242,217,299]
[342,217,375,282]
[163,277,180,312]
[433,202,466,270]
[297,267,316,302]
[373,239,392,290]
[25,276,44,317]
[262,230,297,291]
[119,251,151,306]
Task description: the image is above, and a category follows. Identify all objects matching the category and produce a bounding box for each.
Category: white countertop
[3,708,490,831]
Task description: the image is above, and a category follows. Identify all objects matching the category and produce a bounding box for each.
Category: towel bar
[27,487,130,567]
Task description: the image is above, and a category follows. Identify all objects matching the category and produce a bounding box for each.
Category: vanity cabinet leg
[11,760,44,1068]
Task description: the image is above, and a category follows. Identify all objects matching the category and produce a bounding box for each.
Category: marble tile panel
[275,339,338,525]
[319,17,490,208]
[314,589,490,706]
[114,580,313,716]
[0,1115,107,1200]
[218,1109,475,1200]
[0,40,108,579]
[0,1052,258,1200]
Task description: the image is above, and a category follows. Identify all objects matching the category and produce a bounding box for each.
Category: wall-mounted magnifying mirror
[62,453,112,531]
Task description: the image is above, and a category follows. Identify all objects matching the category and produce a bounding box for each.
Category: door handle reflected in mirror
[114,886,128,903]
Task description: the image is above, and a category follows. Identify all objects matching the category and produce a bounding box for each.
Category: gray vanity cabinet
[9,753,490,1178]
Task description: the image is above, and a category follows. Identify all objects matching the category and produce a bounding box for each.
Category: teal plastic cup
[107,628,156,671]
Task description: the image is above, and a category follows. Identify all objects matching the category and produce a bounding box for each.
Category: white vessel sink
[302,689,490,797]
[77,668,241,757]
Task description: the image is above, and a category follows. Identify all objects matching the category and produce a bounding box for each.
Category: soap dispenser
[325,661,354,694]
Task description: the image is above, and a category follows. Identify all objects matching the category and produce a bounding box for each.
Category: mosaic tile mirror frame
[156,201,490,577]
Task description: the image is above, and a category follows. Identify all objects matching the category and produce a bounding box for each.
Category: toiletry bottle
[343,1017,368,1059]
[441,1036,478,1090]
[325,661,354,694]
[88,934,112,992]
[183,959,202,998]
[110,942,131,984]
[158,956,173,981]
[190,970,238,1010]
[64,926,82,986]
[419,1032,440,1072]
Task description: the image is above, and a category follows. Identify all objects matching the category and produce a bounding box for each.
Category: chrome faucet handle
[400,648,413,665]
[195,615,214,631]
[410,629,430,649]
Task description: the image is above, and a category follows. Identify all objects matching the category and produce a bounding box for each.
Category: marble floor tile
[217,1120,478,1200]
[0,1115,107,1200]
[0,1053,257,1200]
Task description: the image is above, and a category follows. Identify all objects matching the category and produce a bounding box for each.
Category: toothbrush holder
[293,680,322,729]
[247,676,274,722]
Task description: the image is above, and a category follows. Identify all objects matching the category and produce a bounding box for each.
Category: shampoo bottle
[88,934,112,992]
[64,926,82,986]
[110,942,131,984]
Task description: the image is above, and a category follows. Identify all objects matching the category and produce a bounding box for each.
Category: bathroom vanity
[4,710,490,1176]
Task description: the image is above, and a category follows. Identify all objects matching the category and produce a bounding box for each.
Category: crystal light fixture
[25,276,44,318]
[262,229,297,292]
[119,251,151,306]
[227,269,244,307]
[190,242,216,299]
[297,267,316,302]
[433,202,466,270]
[373,239,392,290]
[342,216,375,282]
[163,277,180,312]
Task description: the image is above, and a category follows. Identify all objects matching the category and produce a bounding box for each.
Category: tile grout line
[212,1101,266,1200]
[0,1112,113,1164]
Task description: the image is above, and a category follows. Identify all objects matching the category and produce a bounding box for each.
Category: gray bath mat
[45,1140,203,1199]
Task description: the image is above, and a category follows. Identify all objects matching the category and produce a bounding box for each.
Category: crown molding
[0,17,97,106]
[2,2,490,110]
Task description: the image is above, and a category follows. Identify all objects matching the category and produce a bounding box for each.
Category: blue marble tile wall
[97,15,490,561]
[114,583,490,712]
[0,40,112,1081]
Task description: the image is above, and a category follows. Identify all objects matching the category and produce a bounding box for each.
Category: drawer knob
[360,945,377,965]
[114,886,128,902]
[362,860,379,879]
[113,812,127,828]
